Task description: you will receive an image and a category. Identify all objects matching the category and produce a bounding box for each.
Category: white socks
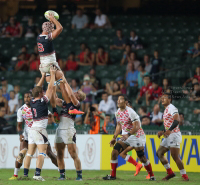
[143,160,150,166]
[180,169,186,175]
[14,168,20,176]
[164,163,170,169]
[125,155,130,161]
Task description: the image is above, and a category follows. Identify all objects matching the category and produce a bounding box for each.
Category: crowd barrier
[0,135,199,172]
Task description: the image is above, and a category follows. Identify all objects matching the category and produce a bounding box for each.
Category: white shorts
[122,134,146,148]
[161,132,182,149]
[28,127,49,145]
[39,61,61,76]
[22,127,30,141]
[54,128,76,145]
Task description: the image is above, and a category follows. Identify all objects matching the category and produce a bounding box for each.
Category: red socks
[144,160,154,177]
[110,160,118,177]
[127,155,138,166]
[167,168,173,175]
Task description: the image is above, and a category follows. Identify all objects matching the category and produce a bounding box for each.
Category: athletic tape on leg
[26,153,33,157]
[39,153,46,157]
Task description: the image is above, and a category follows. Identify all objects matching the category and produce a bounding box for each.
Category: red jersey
[6,22,21,36]
[17,60,27,68]
[29,60,40,71]
[79,52,85,63]
[163,104,180,133]
[140,83,152,97]
[98,52,107,64]
[65,60,78,71]
[149,86,162,100]
[194,75,200,83]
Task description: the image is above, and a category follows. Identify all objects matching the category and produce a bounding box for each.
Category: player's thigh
[156,145,169,157]
[21,140,28,150]
[67,143,78,159]
[114,140,128,155]
[27,144,37,155]
[55,142,66,158]
[37,144,48,153]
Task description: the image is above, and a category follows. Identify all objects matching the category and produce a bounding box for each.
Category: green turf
[1,169,199,185]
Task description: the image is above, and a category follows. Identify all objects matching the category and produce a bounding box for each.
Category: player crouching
[54,76,86,181]
[103,95,155,181]
[156,92,189,181]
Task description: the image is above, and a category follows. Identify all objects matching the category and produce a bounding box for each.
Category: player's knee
[156,150,163,158]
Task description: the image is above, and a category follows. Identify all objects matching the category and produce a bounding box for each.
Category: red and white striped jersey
[163,103,180,133]
[115,106,145,138]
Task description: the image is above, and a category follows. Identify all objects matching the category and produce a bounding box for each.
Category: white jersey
[163,103,180,133]
[115,106,145,137]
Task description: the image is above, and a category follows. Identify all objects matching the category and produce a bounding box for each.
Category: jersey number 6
[37,43,44,52]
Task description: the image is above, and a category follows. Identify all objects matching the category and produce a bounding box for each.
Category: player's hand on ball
[163,130,171,138]
[20,134,24,142]
[110,138,116,147]
[47,13,55,22]
[157,131,164,138]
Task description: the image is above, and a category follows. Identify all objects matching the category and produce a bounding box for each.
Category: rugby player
[103,95,155,180]
[54,76,86,181]
[9,91,58,180]
[156,92,189,181]
[37,13,63,123]
[23,66,57,181]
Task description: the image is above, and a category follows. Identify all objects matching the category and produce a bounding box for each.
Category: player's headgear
[42,21,54,33]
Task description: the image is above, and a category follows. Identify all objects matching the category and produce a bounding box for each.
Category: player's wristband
[18,130,23,135]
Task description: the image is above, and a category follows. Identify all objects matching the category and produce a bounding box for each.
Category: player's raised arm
[47,14,63,39]
[36,72,46,87]
[45,66,56,100]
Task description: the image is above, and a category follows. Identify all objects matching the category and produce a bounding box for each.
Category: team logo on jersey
[0,138,8,163]
[84,137,96,167]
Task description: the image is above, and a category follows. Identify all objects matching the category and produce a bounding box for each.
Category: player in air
[23,66,57,181]
[103,95,155,181]
[54,75,86,181]
[9,76,58,180]
[156,92,189,181]
[37,13,63,123]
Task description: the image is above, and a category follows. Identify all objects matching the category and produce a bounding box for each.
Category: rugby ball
[44,10,59,21]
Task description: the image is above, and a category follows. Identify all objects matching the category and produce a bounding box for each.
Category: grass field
[1,169,199,185]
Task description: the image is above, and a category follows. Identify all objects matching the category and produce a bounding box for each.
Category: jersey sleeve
[43,95,49,103]
[17,108,23,122]
[128,108,140,123]
[169,105,179,117]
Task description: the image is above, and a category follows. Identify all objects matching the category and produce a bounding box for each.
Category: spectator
[81,75,96,112]
[0,77,14,93]
[138,106,151,126]
[71,8,88,29]
[136,75,152,104]
[56,53,64,70]
[126,62,139,87]
[5,17,23,38]
[78,47,94,66]
[105,82,121,105]
[99,92,116,115]
[64,52,78,71]
[116,77,126,94]
[187,43,200,58]
[193,109,200,114]
[150,104,163,126]
[14,85,23,107]
[0,18,6,37]
[150,50,162,75]
[129,30,143,50]
[189,83,200,102]
[105,115,115,127]
[120,44,131,65]
[20,45,30,60]
[24,17,40,38]
[71,79,79,92]
[179,113,192,126]
[146,80,162,106]
[34,44,39,59]
[138,63,149,89]
[162,78,171,92]
[2,86,10,101]
[128,52,140,71]
[183,67,200,86]
[89,68,101,89]
[110,29,127,50]
[91,8,111,29]
[144,54,152,73]
[15,52,29,71]
[28,53,39,71]
[84,105,106,134]
[96,46,109,65]
[0,107,16,134]
[8,91,18,115]
[77,43,87,63]
[0,89,8,110]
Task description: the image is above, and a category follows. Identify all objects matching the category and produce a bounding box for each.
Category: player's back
[30,95,49,129]
[37,33,56,63]
[58,101,80,129]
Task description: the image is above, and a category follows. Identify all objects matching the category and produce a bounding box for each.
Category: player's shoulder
[168,103,177,110]
[18,104,27,111]
[115,108,120,115]
[126,106,136,114]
